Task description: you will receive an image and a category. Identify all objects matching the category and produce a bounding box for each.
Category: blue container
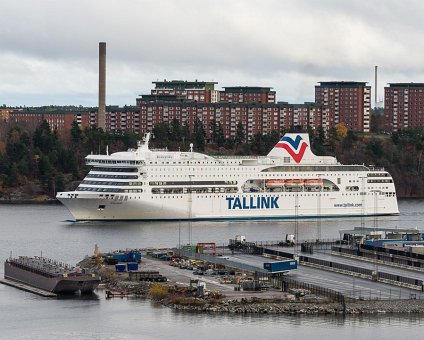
[127,262,138,271]
[115,263,126,272]
[105,251,143,263]
[127,252,142,262]
[263,260,297,273]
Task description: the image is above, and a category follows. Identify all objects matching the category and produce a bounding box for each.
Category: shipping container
[115,263,126,272]
[263,260,297,273]
[104,251,143,263]
[127,262,138,271]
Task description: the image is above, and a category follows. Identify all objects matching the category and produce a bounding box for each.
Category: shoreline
[165,298,424,315]
[105,280,424,315]
[97,256,424,316]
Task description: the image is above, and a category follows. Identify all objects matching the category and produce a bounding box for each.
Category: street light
[188,174,193,249]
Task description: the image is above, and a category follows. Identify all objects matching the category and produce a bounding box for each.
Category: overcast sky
[1,0,424,107]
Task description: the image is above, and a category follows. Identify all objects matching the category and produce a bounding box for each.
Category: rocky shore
[167,298,424,315]
[105,280,424,315]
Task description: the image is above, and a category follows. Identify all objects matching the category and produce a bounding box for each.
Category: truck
[235,235,246,243]
[263,260,297,273]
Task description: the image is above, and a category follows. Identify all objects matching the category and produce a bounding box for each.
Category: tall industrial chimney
[374,65,378,109]
[98,42,106,130]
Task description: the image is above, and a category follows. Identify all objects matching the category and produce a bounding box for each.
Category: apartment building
[384,83,424,131]
[315,81,371,132]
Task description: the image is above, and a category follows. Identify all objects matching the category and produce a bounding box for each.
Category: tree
[55,173,65,193]
[170,118,181,143]
[335,122,348,138]
[152,122,170,147]
[342,130,358,150]
[193,119,206,151]
[366,139,384,158]
[33,120,54,154]
[121,131,138,149]
[180,123,191,151]
[6,128,29,163]
[216,122,225,147]
[209,118,217,144]
[70,120,82,147]
[327,127,339,152]
[235,121,245,148]
[7,163,18,186]
[250,133,266,155]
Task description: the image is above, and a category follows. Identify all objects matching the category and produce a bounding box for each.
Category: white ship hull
[57,133,399,222]
[58,191,399,221]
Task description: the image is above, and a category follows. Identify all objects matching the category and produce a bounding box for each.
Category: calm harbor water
[0,199,424,339]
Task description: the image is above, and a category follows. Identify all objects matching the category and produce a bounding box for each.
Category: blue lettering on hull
[226,196,279,210]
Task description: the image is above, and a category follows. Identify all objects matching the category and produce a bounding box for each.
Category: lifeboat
[265,179,285,188]
[304,179,324,187]
[285,179,304,187]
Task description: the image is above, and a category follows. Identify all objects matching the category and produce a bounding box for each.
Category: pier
[0,278,57,297]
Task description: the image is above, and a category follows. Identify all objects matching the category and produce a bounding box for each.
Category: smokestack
[374,65,378,109]
[98,42,106,130]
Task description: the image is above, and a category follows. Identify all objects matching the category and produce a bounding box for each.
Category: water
[0,200,424,339]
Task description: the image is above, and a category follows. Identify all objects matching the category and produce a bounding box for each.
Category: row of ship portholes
[145,192,394,198]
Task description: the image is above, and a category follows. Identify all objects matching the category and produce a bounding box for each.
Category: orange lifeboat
[304,179,324,187]
[285,179,304,187]
[265,179,285,188]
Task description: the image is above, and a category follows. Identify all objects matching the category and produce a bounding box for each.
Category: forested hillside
[0,120,423,200]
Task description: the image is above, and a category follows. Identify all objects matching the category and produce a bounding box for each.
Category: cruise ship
[4,256,100,294]
[56,133,399,221]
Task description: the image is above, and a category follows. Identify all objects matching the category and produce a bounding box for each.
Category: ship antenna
[106,145,109,156]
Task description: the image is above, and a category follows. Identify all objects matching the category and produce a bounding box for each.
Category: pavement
[139,256,295,300]
[134,247,424,301]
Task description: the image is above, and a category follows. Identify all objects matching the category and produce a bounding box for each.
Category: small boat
[304,179,324,187]
[285,179,304,187]
[265,179,285,188]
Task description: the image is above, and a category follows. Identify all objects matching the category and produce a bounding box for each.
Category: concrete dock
[0,278,57,297]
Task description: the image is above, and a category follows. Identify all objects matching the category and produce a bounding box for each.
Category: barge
[4,256,100,294]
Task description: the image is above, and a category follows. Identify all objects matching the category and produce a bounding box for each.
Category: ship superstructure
[56,133,399,221]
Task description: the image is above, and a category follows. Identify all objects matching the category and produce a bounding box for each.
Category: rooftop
[222,86,273,93]
[152,80,217,90]
[317,81,368,87]
[388,83,424,88]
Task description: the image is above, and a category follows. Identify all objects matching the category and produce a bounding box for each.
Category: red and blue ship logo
[275,135,308,163]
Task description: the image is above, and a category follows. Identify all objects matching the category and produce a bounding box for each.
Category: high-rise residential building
[136,82,283,142]
[384,83,424,131]
[148,80,219,103]
[315,81,371,132]
[137,96,324,142]
[219,87,276,104]
[7,108,90,132]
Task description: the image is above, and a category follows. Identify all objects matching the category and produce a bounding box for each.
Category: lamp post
[188,174,193,250]
[316,174,322,242]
